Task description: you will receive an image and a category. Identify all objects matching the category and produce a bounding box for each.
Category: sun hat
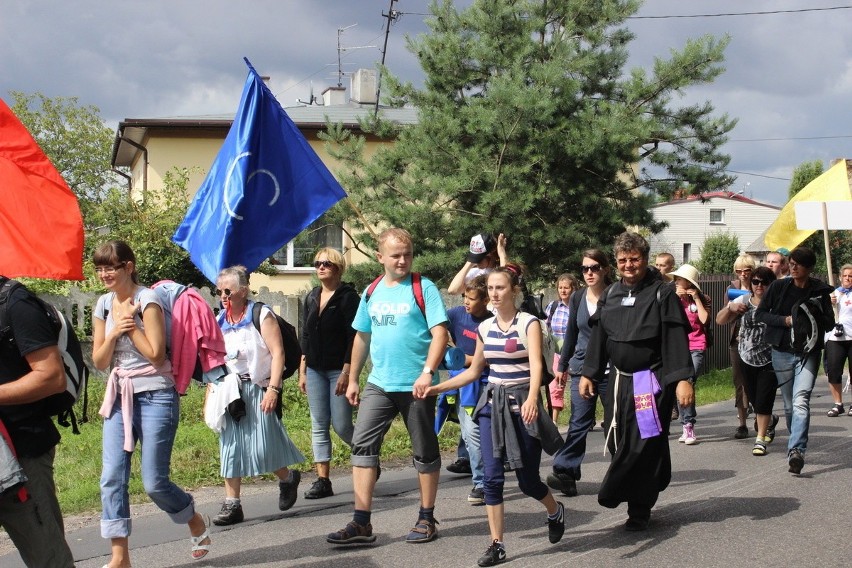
[670,264,702,292]
[467,233,497,263]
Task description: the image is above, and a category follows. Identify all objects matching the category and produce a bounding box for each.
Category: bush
[697,233,740,274]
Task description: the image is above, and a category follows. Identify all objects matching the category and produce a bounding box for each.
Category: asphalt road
[3,379,852,568]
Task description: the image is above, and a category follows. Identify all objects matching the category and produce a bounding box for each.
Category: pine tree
[326,0,737,285]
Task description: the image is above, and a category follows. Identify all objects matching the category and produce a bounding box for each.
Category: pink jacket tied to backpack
[152,281,227,394]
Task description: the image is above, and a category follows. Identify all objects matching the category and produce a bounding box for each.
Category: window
[683,243,692,263]
[709,209,725,224]
[270,214,343,269]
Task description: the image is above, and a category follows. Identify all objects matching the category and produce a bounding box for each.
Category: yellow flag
[764,160,852,251]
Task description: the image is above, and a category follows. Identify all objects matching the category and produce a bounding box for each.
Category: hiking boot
[279,470,301,511]
[547,501,565,544]
[212,501,244,526]
[734,425,749,439]
[679,424,697,445]
[788,449,804,475]
[326,520,376,544]
[477,539,507,566]
[765,414,779,444]
[446,458,472,475]
[467,486,485,505]
[406,517,438,543]
[546,471,578,497]
[304,476,333,500]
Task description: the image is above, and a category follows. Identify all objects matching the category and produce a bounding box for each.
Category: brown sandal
[405,517,438,543]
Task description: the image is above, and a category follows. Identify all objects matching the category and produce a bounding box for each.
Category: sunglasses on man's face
[314,260,335,270]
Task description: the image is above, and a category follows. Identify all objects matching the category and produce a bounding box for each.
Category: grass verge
[55,367,733,515]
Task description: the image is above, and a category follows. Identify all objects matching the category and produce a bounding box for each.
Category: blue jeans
[552,374,608,480]
[679,350,704,425]
[306,367,354,463]
[457,404,484,489]
[772,349,820,455]
[477,402,548,506]
[100,388,195,539]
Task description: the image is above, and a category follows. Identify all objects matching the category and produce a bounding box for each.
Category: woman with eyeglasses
[547,250,613,498]
[91,240,212,566]
[717,266,778,455]
[211,265,304,526]
[544,273,579,423]
[298,248,359,499]
[726,254,757,439]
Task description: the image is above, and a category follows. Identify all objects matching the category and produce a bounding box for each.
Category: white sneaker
[684,423,697,445]
[678,425,688,443]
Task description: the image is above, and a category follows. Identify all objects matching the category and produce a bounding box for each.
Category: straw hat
[670,264,702,292]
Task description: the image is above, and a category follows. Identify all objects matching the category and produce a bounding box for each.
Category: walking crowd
[0,229,842,567]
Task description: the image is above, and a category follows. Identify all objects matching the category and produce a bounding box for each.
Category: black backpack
[251,302,302,380]
[0,279,89,434]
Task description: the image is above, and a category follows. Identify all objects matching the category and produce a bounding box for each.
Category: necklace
[495,311,518,335]
[226,304,247,324]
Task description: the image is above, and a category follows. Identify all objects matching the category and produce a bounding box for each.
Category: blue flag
[173,58,347,283]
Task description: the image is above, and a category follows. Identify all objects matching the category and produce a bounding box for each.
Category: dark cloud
[4,0,850,205]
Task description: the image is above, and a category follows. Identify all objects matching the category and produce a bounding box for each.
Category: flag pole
[822,201,835,287]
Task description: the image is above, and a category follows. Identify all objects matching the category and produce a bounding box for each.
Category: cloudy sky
[3,0,851,206]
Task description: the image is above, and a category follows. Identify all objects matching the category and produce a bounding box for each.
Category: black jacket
[755,276,834,352]
[300,283,360,370]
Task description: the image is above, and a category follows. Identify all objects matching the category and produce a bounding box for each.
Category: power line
[630,5,852,19]
[728,135,852,142]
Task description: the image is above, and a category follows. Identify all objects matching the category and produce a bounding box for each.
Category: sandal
[827,403,845,417]
[405,517,438,543]
[190,515,212,561]
[752,438,767,456]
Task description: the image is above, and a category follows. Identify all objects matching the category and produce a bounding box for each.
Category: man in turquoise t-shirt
[326,227,449,547]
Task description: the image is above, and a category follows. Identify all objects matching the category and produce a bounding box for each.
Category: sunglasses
[735,269,751,274]
[214,288,232,298]
[581,264,602,273]
[94,263,125,275]
[313,260,335,270]
[751,279,767,286]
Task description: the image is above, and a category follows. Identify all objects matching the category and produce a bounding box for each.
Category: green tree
[697,233,739,274]
[9,91,120,215]
[8,92,226,293]
[788,159,823,200]
[785,160,836,273]
[325,0,736,286]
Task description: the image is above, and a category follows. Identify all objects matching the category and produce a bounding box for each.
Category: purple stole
[633,369,662,439]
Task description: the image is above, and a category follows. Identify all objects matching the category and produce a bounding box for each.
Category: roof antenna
[297,81,317,106]
[375,0,400,114]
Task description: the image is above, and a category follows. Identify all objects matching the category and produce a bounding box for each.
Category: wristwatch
[422,366,433,375]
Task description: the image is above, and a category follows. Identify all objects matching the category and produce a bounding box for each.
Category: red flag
[0,98,84,280]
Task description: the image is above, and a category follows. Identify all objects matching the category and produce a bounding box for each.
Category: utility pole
[375,0,399,114]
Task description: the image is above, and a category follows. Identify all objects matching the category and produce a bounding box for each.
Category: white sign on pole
[794,201,852,230]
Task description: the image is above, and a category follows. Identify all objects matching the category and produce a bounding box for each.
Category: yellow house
[110,69,416,294]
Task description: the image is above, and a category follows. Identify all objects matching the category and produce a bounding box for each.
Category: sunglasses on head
[581,264,602,273]
[751,279,766,286]
[313,260,335,270]
[215,288,232,298]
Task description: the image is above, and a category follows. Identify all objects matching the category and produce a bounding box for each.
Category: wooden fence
[48,275,747,375]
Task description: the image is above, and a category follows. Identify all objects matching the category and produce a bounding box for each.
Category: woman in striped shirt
[421,267,564,567]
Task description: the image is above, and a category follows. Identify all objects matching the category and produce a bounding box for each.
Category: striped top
[477,312,535,386]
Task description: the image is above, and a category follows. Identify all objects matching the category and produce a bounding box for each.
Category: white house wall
[649,197,780,266]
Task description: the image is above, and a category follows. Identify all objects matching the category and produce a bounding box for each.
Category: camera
[834,323,845,337]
